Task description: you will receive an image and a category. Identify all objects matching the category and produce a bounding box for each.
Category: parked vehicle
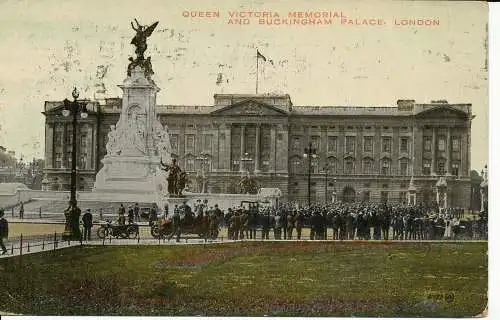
[97,220,139,239]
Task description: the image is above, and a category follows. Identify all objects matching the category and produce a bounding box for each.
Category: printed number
[427,292,454,303]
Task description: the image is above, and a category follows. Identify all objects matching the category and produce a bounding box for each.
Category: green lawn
[0,241,487,317]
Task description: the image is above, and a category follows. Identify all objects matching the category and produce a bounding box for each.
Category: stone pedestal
[94,156,161,194]
[93,65,172,200]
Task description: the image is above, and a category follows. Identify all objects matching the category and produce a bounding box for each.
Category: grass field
[0,241,487,317]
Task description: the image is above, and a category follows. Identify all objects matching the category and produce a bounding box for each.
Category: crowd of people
[104,199,486,241]
[221,202,487,241]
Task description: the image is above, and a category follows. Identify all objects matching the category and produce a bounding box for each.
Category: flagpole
[256,49,259,94]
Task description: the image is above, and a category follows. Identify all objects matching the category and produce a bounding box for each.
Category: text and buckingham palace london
[42,92,473,208]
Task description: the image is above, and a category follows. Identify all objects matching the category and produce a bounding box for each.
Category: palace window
[170,134,179,152]
[311,135,320,150]
[344,158,355,174]
[345,136,355,153]
[66,127,74,144]
[290,156,302,175]
[400,138,409,153]
[382,138,392,153]
[66,151,72,167]
[185,134,195,153]
[438,137,446,152]
[291,136,301,152]
[437,159,446,176]
[311,157,319,174]
[452,162,460,176]
[80,134,87,149]
[231,160,240,172]
[381,158,391,176]
[55,153,62,169]
[423,159,431,175]
[79,178,85,191]
[327,156,337,174]
[424,137,432,152]
[79,154,87,170]
[54,131,63,145]
[363,158,374,174]
[452,137,460,152]
[185,157,195,172]
[363,136,373,152]
[203,134,212,152]
[327,136,338,153]
[400,159,408,176]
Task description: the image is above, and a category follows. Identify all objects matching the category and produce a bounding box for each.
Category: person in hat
[82,209,93,241]
[127,205,135,224]
[0,209,8,254]
[19,201,24,219]
[133,202,140,221]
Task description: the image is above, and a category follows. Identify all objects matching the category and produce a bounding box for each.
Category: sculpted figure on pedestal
[130,19,159,61]
[160,158,186,197]
[106,124,119,155]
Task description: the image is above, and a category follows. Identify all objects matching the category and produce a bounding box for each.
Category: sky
[0,0,488,171]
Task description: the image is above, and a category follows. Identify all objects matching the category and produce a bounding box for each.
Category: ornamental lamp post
[303,142,318,207]
[61,87,88,240]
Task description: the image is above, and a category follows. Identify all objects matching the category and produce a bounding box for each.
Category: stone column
[356,126,363,173]
[338,126,345,174]
[91,123,97,170]
[255,124,261,173]
[413,125,423,176]
[446,127,451,175]
[276,124,289,173]
[270,126,276,174]
[62,123,68,168]
[45,123,54,169]
[374,126,381,174]
[86,125,93,170]
[392,127,400,176]
[224,124,232,171]
[180,123,186,161]
[460,128,467,177]
[431,127,436,175]
[240,124,245,172]
[320,126,327,169]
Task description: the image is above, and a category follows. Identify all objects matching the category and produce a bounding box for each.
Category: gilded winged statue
[130,19,159,60]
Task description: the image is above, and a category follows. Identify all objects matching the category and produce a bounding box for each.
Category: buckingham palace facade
[42,93,473,208]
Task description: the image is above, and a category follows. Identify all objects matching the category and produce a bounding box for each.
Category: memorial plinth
[92,65,171,202]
